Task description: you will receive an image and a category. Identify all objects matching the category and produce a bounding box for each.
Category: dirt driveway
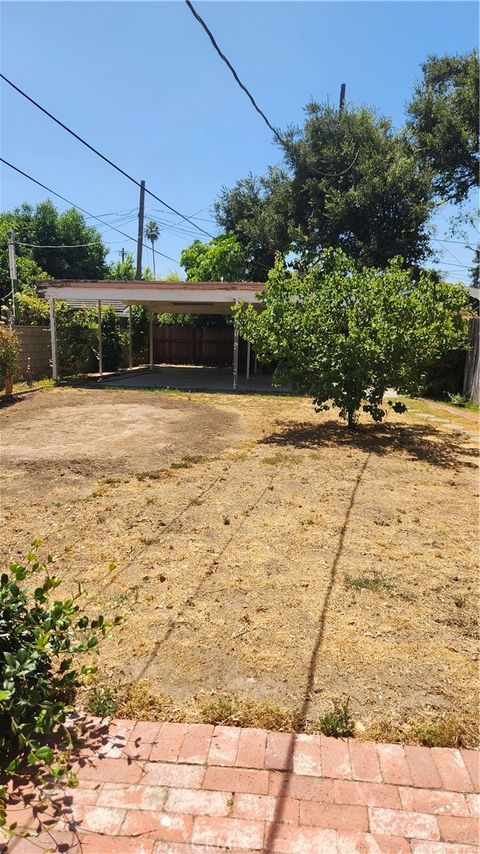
[1,387,478,742]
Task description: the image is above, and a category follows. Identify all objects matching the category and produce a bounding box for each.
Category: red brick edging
[3,718,479,852]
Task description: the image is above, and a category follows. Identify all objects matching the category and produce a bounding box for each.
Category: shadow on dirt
[260,418,478,470]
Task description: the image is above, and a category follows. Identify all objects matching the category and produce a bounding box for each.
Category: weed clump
[315,699,354,738]
[344,570,393,593]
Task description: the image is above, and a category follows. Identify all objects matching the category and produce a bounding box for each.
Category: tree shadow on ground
[260,418,478,471]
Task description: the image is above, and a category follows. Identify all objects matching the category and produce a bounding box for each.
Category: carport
[39,280,265,390]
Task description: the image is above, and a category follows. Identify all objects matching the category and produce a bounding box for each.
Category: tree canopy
[233,250,470,426]
[215,103,435,275]
[407,50,479,204]
[0,201,108,300]
[180,233,249,281]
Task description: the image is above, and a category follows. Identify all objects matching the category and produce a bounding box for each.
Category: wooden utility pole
[135,180,146,280]
[120,247,125,263]
[339,83,346,112]
[7,229,18,323]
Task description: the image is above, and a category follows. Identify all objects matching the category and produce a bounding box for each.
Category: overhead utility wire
[18,240,104,248]
[0,73,213,239]
[184,0,359,179]
[0,157,179,266]
[185,0,283,147]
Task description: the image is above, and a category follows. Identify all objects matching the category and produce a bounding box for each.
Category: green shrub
[15,291,50,326]
[131,304,149,363]
[100,305,124,371]
[318,699,354,738]
[87,686,118,718]
[56,304,97,374]
[0,543,120,826]
[0,326,20,394]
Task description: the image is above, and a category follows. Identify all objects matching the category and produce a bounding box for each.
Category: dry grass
[1,386,478,746]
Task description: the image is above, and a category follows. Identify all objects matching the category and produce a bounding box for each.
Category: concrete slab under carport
[95,365,291,394]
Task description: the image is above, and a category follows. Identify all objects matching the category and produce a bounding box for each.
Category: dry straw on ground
[1,387,478,746]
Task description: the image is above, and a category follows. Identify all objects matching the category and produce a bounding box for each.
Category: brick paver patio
[3,718,479,852]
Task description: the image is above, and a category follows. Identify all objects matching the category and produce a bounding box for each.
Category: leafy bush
[15,291,50,326]
[0,543,120,802]
[56,304,97,375]
[100,305,124,371]
[0,326,20,394]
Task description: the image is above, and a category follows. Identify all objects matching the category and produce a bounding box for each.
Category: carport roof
[38,279,266,315]
[39,280,265,291]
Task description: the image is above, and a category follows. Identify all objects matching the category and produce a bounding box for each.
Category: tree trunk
[347,409,357,429]
[152,240,156,278]
[4,373,13,396]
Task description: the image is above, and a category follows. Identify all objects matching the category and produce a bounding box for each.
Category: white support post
[49,296,58,381]
[246,340,251,380]
[233,326,239,391]
[97,299,103,380]
[128,305,133,370]
[149,308,154,368]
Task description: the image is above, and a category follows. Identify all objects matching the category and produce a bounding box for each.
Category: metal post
[49,297,58,381]
[149,308,154,368]
[7,229,18,323]
[246,340,251,380]
[233,326,239,391]
[97,300,103,380]
[128,305,133,369]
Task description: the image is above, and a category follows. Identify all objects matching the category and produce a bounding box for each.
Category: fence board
[153,325,248,367]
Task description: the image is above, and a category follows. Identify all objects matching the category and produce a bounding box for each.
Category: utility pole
[7,229,18,324]
[120,247,125,263]
[136,180,146,281]
[339,83,346,112]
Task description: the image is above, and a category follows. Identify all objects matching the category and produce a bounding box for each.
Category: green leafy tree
[407,50,479,203]
[105,253,137,281]
[216,104,434,272]
[30,202,107,279]
[0,202,108,305]
[233,250,469,427]
[145,221,160,277]
[180,233,249,282]
[215,169,292,280]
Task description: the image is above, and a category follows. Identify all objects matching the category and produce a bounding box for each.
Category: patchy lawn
[1,386,478,744]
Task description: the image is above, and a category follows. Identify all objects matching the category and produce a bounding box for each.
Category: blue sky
[1,1,478,280]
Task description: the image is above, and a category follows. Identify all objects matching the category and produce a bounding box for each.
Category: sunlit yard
[1,386,478,746]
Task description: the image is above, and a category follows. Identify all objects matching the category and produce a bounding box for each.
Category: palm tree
[144,221,160,278]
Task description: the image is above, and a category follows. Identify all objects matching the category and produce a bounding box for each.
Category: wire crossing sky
[0,1,477,279]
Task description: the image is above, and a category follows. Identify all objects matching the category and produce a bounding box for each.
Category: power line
[430,237,476,247]
[0,157,179,267]
[184,1,359,180]
[18,240,104,248]
[0,73,213,239]
[185,0,284,147]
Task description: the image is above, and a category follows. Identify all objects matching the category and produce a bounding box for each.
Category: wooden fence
[464,316,479,405]
[153,325,250,367]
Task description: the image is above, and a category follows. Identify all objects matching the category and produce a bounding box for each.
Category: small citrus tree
[0,326,20,395]
[233,250,470,426]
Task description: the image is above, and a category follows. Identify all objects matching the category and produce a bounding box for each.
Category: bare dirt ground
[1,387,478,741]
